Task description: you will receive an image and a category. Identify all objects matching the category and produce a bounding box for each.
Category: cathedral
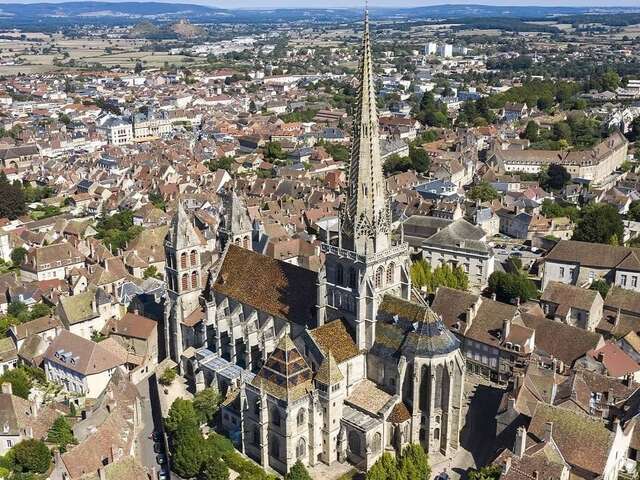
[163,12,466,475]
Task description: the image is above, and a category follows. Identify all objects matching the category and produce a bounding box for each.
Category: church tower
[219,188,253,251]
[318,12,411,350]
[164,202,206,363]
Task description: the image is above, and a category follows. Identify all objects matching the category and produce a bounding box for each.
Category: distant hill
[0,2,639,29]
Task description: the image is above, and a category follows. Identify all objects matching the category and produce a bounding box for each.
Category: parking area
[489,235,544,270]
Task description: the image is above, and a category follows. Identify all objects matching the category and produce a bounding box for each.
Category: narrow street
[136,372,167,480]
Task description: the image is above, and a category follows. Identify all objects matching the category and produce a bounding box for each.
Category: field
[0,32,201,74]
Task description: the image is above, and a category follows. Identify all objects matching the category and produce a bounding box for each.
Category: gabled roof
[44,330,124,376]
[213,244,318,326]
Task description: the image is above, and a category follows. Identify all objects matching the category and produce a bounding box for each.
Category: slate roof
[213,244,318,326]
[372,294,460,359]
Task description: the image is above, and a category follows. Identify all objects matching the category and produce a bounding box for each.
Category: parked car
[154,443,163,453]
[156,455,166,465]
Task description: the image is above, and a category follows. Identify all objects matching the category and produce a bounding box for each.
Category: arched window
[372,432,382,454]
[180,252,187,269]
[349,267,357,288]
[243,236,249,249]
[336,264,344,285]
[181,273,188,291]
[191,271,198,289]
[348,431,361,456]
[296,437,306,459]
[375,266,384,288]
[234,238,241,246]
[433,428,440,440]
[386,263,395,285]
[190,250,197,266]
[297,409,305,427]
[271,408,281,427]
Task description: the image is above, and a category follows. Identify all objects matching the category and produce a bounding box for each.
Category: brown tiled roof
[105,312,156,340]
[213,244,317,326]
[309,320,358,363]
[528,404,612,475]
[387,402,411,424]
[345,378,392,415]
[522,312,603,366]
[541,282,600,311]
[11,315,61,341]
[315,351,343,385]
[544,240,636,270]
[605,286,640,315]
[44,330,124,376]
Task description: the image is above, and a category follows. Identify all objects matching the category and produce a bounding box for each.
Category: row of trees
[366,444,431,480]
[410,260,469,293]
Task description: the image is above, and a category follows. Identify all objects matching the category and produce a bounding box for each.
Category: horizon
[1,0,639,9]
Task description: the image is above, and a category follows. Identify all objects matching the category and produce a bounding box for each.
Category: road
[136,373,171,480]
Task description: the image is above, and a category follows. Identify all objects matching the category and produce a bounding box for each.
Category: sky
[0,0,639,8]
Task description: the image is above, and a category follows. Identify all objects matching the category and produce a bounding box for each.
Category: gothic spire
[341,10,391,255]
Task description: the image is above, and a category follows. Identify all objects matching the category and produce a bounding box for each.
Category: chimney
[515,296,520,306]
[98,467,107,480]
[91,296,97,313]
[503,456,512,473]
[30,399,38,418]
[503,319,511,340]
[514,426,526,458]
[543,421,553,443]
[491,292,497,301]
[597,351,605,363]
[532,471,539,480]
[1,383,12,395]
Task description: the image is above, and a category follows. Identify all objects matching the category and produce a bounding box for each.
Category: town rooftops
[541,281,601,312]
[43,330,123,376]
[544,240,640,271]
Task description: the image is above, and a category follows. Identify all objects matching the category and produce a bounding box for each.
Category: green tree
[0,367,32,399]
[143,265,162,279]
[541,164,571,191]
[159,367,177,387]
[468,465,501,480]
[165,397,200,436]
[573,203,624,245]
[522,120,539,142]
[488,271,537,304]
[12,439,51,473]
[29,303,52,320]
[384,155,412,175]
[47,416,77,453]
[590,279,610,299]
[199,455,229,480]
[7,301,28,320]
[173,428,208,479]
[628,200,640,222]
[149,192,166,211]
[10,247,27,267]
[468,182,499,202]
[264,141,286,160]
[366,452,402,480]
[410,260,469,293]
[398,444,430,480]
[285,460,312,480]
[409,146,430,173]
[193,387,222,425]
[0,172,26,220]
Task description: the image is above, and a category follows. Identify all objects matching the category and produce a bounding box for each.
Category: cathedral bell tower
[164,202,206,363]
[318,11,411,350]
